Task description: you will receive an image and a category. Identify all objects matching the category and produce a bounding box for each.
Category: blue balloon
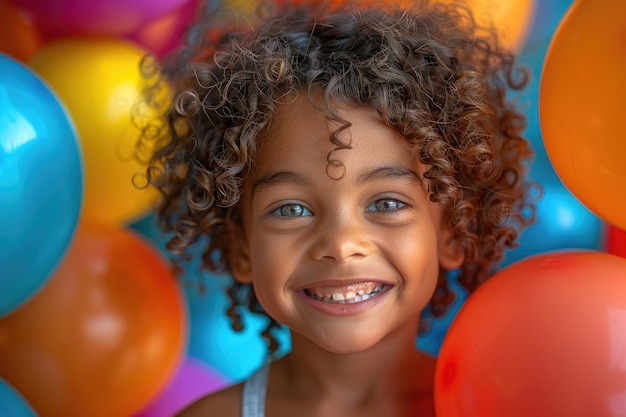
[502,157,604,268]
[0,54,83,316]
[130,214,290,382]
[523,0,575,50]
[0,378,36,417]
[418,270,467,357]
[184,267,291,382]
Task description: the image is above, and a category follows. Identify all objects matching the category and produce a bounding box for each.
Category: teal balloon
[129,214,291,381]
[0,54,83,316]
[501,156,604,268]
[0,378,36,417]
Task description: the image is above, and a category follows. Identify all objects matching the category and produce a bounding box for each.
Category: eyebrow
[356,166,423,185]
[251,165,422,195]
[252,170,310,195]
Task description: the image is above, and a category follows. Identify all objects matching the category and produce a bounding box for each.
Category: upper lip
[293,278,394,291]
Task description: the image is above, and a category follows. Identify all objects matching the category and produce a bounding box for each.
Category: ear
[438,226,464,271]
[228,226,253,284]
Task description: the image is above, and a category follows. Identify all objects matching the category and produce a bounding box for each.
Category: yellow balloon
[223,0,259,14]
[30,38,164,226]
[437,0,537,52]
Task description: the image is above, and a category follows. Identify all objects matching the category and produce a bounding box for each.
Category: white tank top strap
[241,362,271,417]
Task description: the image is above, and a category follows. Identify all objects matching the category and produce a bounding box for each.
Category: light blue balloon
[0,378,36,417]
[130,214,290,382]
[418,270,467,357]
[186,273,268,381]
[184,268,291,382]
[501,157,604,268]
[0,54,83,316]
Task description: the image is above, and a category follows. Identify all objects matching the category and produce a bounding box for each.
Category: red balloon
[435,250,626,417]
[0,221,187,417]
[0,0,41,61]
[607,225,626,258]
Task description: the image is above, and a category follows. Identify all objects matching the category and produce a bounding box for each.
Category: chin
[310,333,386,355]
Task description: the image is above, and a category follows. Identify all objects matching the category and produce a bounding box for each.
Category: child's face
[232,95,462,354]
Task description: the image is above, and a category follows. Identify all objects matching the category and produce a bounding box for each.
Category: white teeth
[332,293,345,301]
[307,285,383,304]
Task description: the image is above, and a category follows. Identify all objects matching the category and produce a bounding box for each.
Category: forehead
[252,94,418,176]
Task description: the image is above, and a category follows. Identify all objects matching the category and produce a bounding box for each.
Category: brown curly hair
[142,0,535,353]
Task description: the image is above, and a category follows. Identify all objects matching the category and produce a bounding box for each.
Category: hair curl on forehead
[142,0,536,353]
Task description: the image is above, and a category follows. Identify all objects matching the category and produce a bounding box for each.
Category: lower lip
[295,285,393,317]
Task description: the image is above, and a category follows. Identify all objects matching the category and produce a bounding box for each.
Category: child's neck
[267,319,435,416]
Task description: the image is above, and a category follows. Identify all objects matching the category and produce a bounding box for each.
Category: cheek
[250,233,291,271]
[394,228,442,302]
[248,237,293,310]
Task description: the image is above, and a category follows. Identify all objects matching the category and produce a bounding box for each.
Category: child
[143,0,535,415]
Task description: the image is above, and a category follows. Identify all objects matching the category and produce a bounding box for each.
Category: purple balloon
[133,357,229,417]
[10,0,190,35]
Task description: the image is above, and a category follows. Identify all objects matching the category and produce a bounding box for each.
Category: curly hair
[142,0,535,354]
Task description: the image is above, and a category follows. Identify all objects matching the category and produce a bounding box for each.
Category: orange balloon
[539,0,626,230]
[0,222,187,417]
[435,250,626,417]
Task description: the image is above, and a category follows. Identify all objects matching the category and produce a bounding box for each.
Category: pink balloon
[133,357,229,417]
[124,0,200,58]
[10,0,189,35]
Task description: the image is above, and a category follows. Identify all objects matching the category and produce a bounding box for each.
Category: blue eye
[270,203,312,218]
[367,199,406,213]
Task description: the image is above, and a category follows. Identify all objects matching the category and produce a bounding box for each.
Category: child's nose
[308,210,373,263]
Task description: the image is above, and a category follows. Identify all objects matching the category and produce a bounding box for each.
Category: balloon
[128,213,289,382]
[133,357,229,417]
[0,221,187,417]
[0,54,82,316]
[607,225,626,258]
[125,0,199,58]
[0,0,41,62]
[184,270,290,382]
[539,0,626,230]
[523,0,575,49]
[417,271,467,356]
[502,164,604,267]
[29,38,165,226]
[435,250,626,417]
[9,0,190,35]
[223,0,535,52]
[494,0,604,266]
[441,0,537,51]
[361,0,539,51]
[0,378,36,417]
[222,0,266,16]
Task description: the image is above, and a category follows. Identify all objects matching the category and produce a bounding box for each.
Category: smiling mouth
[303,282,385,304]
